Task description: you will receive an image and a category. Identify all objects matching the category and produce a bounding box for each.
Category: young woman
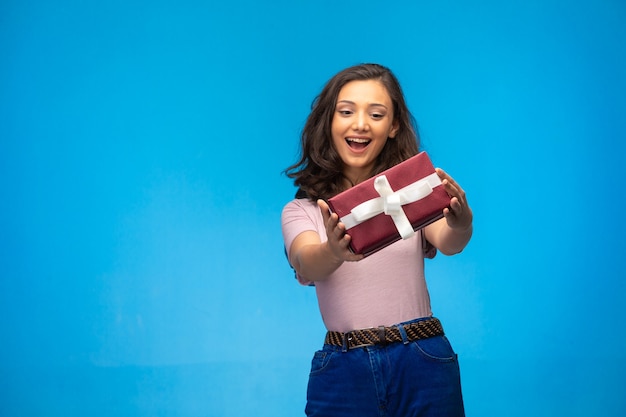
[282,63,473,417]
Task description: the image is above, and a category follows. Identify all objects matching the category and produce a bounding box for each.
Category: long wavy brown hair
[284,63,421,201]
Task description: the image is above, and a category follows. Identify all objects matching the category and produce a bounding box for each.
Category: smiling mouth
[346,137,371,150]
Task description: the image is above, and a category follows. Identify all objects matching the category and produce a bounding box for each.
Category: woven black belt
[325,317,444,350]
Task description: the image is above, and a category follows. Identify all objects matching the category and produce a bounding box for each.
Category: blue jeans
[305,318,465,417]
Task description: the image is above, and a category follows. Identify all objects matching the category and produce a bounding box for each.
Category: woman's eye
[338,110,353,116]
[371,113,384,119]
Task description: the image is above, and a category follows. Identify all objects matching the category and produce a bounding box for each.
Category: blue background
[2,0,625,415]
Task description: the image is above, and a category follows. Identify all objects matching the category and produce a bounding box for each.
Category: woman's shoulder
[282,197,318,215]
[281,197,326,232]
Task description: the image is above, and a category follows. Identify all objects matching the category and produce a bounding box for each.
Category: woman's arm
[288,200,363,281]
[424,168,473,255]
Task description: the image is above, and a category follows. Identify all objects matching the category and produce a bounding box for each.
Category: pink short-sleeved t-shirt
[281,198,433,332]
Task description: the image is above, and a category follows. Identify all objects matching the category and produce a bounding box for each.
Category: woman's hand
[317,199,364,263]
[423,168,473,255]
[436,168,473,231]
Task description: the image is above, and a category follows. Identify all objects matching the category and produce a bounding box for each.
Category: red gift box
[327,152,450,257]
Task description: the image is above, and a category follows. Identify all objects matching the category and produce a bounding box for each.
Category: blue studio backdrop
[1,0,625,416]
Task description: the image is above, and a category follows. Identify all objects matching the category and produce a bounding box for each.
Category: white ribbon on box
[339,172,442,239]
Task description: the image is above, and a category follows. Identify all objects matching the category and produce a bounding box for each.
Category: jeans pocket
[410,335,457,363]
[309,350,335,375]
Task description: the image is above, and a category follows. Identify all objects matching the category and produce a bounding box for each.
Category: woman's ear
[389,121,400,139]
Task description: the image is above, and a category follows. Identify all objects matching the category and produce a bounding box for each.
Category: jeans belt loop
[397,323,410,345]
[341,332,350,352]
[378,326,387,346]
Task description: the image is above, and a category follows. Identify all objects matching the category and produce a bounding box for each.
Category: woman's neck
[342,168,373,188]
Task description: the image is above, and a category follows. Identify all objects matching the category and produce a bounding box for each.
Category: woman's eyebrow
[336,99,388,109]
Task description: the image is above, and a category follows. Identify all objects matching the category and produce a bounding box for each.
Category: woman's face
[331,79,398,185]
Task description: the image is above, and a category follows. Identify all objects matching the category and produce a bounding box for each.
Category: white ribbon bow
[339,172,442,239]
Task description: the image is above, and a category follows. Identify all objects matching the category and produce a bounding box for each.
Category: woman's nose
[353,112,369,131]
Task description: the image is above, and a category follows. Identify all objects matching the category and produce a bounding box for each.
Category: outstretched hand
[436,168,473,231]
[317,200,364,263]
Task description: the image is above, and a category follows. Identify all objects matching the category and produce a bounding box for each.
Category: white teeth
[346,137,370,143]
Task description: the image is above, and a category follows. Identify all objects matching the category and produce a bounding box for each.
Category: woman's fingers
[317,199,363,262]
[436,169,472,230]
[319,199,345,238]
[317,199,330,223]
